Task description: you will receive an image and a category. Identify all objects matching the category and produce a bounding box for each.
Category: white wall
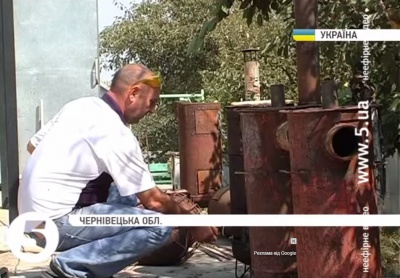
[13,0,100,173]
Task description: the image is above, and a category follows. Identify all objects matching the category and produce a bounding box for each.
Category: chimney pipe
[242,48,261,101]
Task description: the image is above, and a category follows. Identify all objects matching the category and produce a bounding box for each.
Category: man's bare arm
[136,187,219,243]
[136,187,190,214]
[27,141,36,154]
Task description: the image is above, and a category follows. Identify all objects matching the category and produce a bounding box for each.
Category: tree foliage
[101,0,215,161]
[191,0,400,157]
[100,1,400,272]
[100,0,298,161]
[101,0,400,157]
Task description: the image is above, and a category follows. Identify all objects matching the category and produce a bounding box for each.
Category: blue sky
[98,0,139,81]
[98,0,135,32]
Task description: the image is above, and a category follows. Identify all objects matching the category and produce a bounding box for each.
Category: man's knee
[149,225,173,245]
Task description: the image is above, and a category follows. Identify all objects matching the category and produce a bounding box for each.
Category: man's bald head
[110,63,154,94]
[107,63,161,124]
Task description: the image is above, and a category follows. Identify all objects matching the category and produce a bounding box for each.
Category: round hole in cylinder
[326,125,361,160]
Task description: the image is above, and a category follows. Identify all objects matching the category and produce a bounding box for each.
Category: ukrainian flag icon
[292,29,315,41]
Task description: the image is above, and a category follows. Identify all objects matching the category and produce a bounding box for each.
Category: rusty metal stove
[239,105,297,278]
[225,85,302,277]
[225,104,262,267]
[175,102,223,206]
[283,103,382,278]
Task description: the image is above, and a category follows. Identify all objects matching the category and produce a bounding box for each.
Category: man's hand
[188,226,218,243]
[137,187,188,214]
[137,188,218,243]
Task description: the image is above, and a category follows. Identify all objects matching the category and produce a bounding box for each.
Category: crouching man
[19,63,218,278]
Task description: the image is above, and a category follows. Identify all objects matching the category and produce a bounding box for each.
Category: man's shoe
[41,271,114,278]
[40,259,69,278]
[40,270,61,278]
[41,259,114,278]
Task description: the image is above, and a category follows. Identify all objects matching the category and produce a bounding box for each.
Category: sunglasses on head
[133,75,162,89]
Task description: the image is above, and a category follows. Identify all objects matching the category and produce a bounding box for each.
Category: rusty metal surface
[240,108,297,278]
[285,107,382,278]
[294,0,320,105]
[226,104,273,214]
[208,186,230,215]
[197,170,222,194]
[225,106,251,265]
[225,104,312,266]
[226,105,270,214]
[244,61,260,101]
[242,49,261,101]
[227,104,275,265]
[176,102,223,204]
[195,109,220,134]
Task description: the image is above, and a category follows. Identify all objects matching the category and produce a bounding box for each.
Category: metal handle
[90,58,99,89]
[39,99,44,130]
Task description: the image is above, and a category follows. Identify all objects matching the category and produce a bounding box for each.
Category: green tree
[100,0,216,162]
[100,0,297,160]
[192,0,400,157]
[190,1,400,274]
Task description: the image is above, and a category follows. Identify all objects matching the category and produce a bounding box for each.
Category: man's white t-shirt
[18,95,156,219]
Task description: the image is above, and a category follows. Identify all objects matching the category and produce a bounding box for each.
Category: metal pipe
[325,124,359,161]
[321,80,339,109]
[294,0,320,105]
[160,89,205,101]
[270,84,286,107]
[39,99,45,129]
[160,94,203,99]
[242,48,261,101]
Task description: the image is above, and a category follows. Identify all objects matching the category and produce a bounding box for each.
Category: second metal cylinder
[240,108,297,278]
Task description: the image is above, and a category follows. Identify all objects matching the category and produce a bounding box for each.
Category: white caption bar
[316,29,400,41]
[69,214,400,227]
